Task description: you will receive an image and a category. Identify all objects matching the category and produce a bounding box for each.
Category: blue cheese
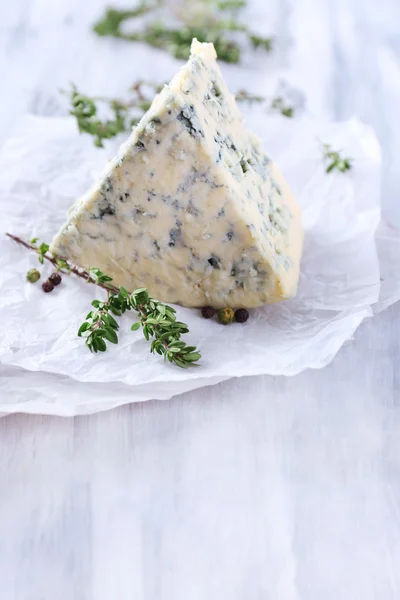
[50,39,303,308]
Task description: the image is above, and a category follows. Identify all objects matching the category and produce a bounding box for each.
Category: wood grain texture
[1,0,400,598]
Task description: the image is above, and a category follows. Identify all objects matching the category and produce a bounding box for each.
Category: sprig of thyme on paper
[6,233,201,368]
[93,0,273,64]
[79,286,201,367]
[322,143,353,173]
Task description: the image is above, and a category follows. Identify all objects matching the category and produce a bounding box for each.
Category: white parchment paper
[0,114,399,415]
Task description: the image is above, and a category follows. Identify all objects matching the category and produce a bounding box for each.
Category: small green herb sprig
[233,89,295,117]
[235,89,265,104]
[93,0,273,64]
[68,86,127,148]
[322,143,353,173]
[270,96,294,118]
[92,2,159,37]
[7,233,201,368]
[65,81,162,147]
[79,283,201,367]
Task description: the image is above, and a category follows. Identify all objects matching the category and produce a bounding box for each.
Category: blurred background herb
[93,0,273,63]
[64,81,163,147]
[322,143,353,173]
[237,89,295,117]
[270,96,294,118]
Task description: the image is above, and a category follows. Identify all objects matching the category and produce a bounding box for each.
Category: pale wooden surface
[1,0,400,598]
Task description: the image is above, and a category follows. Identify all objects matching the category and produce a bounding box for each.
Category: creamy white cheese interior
[51,39,303,308]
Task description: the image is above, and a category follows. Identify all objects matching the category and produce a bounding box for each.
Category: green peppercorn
[201,306,216,319]
[42,280,54,293]
[235,308,249,323]
[26,268,41,283]
[218,307,235,325]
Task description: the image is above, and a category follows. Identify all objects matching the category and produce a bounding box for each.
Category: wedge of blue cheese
[51,39,303,308]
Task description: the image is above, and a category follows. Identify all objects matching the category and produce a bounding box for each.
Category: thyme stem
[6,233,118,293]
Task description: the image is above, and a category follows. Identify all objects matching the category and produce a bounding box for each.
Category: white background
[1,0,400,598]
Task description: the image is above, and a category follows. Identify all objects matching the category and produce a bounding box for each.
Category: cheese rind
[51,39,303,308]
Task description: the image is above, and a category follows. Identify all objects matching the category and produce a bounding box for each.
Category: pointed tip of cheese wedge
[190,38,217,61]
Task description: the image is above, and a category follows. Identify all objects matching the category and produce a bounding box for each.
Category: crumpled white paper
[0,114,399,415]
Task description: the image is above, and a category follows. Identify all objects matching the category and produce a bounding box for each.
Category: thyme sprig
[93,0,273,64]
[236,89,295,117]
[79,286,201,367]
[270,96,294,118]
[235,89,265,104]
[65,81,163,147]
[69,86,127,148]
[322,143,353,173]
[249,34,273,52]
[7,233,201,368]
[65,82,162,147]
[93,2,159,37]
